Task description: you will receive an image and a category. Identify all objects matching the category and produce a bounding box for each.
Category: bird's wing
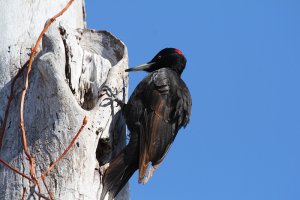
[138,69,191,183]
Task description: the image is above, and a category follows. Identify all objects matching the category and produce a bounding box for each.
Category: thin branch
[19,0,75,180]
[0,158,33,182]
[41,177,53,200]
[1,1,77,199]
[40,116,88,178]
[22,187,26,200]
[34,191,51,200]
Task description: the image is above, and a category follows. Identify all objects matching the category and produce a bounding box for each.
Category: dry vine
[0,0,89,199]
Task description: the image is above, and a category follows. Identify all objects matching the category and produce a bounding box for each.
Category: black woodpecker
[100,48,192,200]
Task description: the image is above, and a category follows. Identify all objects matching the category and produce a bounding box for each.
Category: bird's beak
[125,62,155,72]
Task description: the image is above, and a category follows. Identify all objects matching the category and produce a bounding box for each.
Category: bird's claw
[100,86,124,107]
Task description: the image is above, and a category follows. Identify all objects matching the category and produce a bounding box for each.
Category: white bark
[0,1,129,200]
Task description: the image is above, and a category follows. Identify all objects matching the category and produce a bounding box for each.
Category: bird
[100,48,192,200]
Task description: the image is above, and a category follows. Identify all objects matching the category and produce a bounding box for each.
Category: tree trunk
[0,1,129,199]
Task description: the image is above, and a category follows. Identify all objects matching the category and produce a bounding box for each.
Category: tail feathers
[138,139,149,183]
[100,150,138,200]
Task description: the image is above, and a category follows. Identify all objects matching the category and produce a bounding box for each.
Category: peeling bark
[0,1,128,200]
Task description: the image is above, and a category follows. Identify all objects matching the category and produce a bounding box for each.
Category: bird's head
[126,48,187,75]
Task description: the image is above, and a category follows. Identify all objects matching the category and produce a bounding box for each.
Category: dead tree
[0,1,129,199]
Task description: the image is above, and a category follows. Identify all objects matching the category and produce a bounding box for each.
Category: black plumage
[100,48,192,200]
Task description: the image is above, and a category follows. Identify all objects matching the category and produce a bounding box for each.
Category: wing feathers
[131,68,191,184]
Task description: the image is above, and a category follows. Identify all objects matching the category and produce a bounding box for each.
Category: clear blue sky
[86,1,300,199]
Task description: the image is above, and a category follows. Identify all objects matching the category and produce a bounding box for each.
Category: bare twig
[1,1,80,199]
[19,0,75,181]
[34,191,51,200]
[40,116,88,178]
[22,187,27,200]
[41,177,53,200]
[0,158,33,182]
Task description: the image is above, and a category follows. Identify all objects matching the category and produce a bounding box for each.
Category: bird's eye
[158,55,162,59]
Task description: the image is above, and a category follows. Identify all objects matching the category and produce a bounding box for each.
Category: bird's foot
[113,97,124,108]
[100,86,124,107]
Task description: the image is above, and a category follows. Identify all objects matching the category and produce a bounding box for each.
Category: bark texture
[0,1,128,200]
